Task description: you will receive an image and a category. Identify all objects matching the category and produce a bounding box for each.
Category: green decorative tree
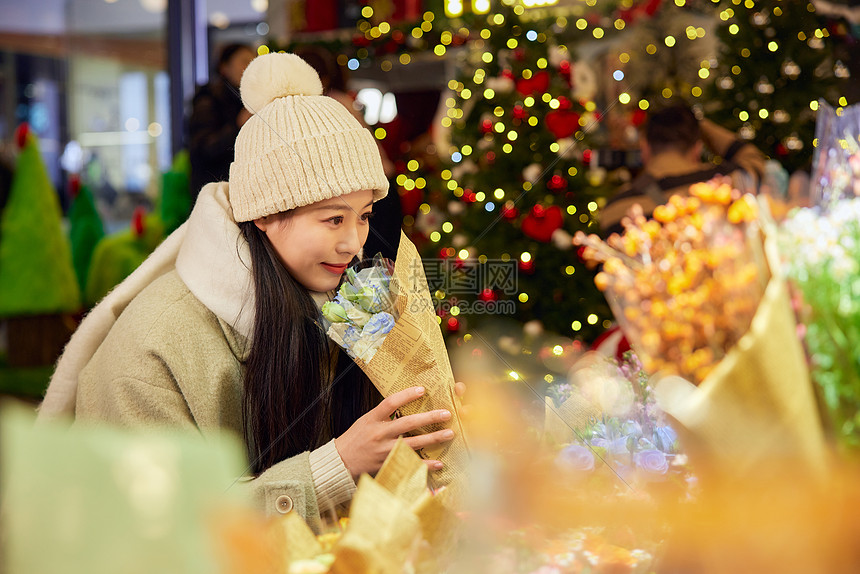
[85,207,164,307]
[705,0,846,172]
[415,3,613,342]
[160,150,192,235]
[0,124,80,317]
[68,175,105,298]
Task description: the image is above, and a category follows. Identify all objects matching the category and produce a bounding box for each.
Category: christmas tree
[413,3,613,342]
[0,124,80,317]
[68,175,105,297]
[705,0,846,172]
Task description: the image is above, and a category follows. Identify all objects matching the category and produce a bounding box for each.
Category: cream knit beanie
[228,52,389,222]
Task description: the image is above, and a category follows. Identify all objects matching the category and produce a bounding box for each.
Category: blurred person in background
[188,43,255,203]
[600,102,764,236]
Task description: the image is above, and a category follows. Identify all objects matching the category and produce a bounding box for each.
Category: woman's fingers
[389,409,451,436]
[454,381,466,398]
[403,428,455,451]
[422,459,444,471]
[374,386,425,420]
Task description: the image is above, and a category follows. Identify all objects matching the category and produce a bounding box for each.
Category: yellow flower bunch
[576,180,766,384]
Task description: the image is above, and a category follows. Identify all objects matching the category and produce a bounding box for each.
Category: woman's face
[254,189,374,292]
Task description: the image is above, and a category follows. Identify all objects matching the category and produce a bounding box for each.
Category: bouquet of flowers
[781,101,860,453]
[576,181,766,384]
[574,179,827,478]
[321,256,397,363]
[319,232,469,491]
[547,351,693,496]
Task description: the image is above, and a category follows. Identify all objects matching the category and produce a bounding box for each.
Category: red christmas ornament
[547,174,567,192]
[515,70,550,97]
[502,69,514,79]
[519,259,535,273]
[512,105,528,120]
[478,288,498,302]
[486,151,496,163]
[463,190,477,203]
[556,96,572,110]
[353,34,371,47]
[15,122,29,149]
[69,174,81,198]
[776,143,788,156]
[398,186,423,217]
[583,149,593,165]
[631,108,647,127]
[446,317,460,332]
[392,30,405,43]
[481,119,494,134]
[131,206,146,238]
[545,109,580,139]
[502,204,519,220]
[521,205,563,242]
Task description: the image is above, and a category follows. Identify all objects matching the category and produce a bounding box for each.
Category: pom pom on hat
[229,52,389,222]
[239,52,324,114]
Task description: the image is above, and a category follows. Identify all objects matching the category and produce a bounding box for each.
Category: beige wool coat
[41,183,356,531]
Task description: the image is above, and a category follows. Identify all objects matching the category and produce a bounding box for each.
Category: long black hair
[238,220,380,475]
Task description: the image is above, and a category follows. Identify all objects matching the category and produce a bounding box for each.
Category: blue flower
[634,449,669,477]
[361,312,395,337]
[556,444,595,472]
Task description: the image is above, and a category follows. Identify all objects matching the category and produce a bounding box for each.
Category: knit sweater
[42,182,356,530]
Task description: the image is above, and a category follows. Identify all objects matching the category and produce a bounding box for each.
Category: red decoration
[486,151,496,164]
[545,110,580,139]
[556,96,572,110]
[392,0,422,21]
[512,105,528,120]
[69,174,81,198]
[631,108,647,127]
[776,143,788,157]
[559,60,572,85]
[502,204,519,220]
[478,288,498,302]
[515,71,550,97]
[502,69,514,79]
[305,0,338,32]
[518,259,535,273]
[583,149,593,166]
[15,123,29,149]
[131,206,146,238]
[446,317,460,332]
[547,174,567,192]
[617,0,664,23]
[398,186,423,217]
[481,119,494,134]
[353,34,371,48]
[521,205,563,242]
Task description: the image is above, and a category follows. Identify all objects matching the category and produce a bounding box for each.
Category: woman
[40,53,456,531]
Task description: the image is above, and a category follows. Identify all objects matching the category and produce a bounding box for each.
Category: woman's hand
[335,386,455,480]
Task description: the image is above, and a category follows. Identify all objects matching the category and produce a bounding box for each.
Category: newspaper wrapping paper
[347,231,469,490]
[653,243,829,480]
[268,440,456,574]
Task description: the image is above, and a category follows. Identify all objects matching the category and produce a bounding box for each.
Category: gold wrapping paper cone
[352,231,469,491]
[375,438,429,505]
[331,475,421,574]
[654,274,829,479]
